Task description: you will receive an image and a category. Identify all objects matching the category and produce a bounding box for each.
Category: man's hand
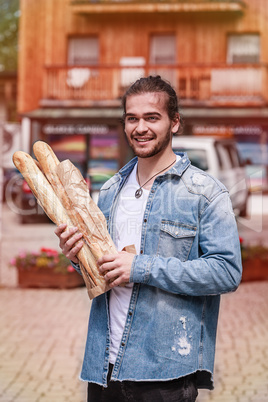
[98,251,135,288]
[54,224,83,264]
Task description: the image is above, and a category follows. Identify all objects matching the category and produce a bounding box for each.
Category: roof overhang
[70,1,246,15]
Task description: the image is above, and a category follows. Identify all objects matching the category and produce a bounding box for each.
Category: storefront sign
[42,124,109,135]
[192,125,263,137]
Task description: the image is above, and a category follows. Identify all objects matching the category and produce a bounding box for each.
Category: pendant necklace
[135,158,177,199]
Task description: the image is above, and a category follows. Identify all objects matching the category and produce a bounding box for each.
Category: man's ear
[171,113,180,134]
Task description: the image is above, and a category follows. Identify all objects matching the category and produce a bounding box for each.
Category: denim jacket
[79,153,242,389]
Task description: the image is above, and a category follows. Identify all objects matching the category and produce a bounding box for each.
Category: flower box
[17,267,85,289]
[240,238,268,282]
[10,247,85,289]
[242,259,268,282]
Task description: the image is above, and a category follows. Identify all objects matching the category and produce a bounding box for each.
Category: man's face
[124,92,180,159]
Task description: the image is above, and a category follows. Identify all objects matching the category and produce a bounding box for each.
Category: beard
[127,125,173,159]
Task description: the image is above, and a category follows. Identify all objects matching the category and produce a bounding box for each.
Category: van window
[173,148,208,171]
[215,143,233,170]
[229,144,242,167]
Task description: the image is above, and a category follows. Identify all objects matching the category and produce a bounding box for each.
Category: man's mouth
[134,137,153,143]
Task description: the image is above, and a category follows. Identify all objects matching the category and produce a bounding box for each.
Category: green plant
[9,247,75,274]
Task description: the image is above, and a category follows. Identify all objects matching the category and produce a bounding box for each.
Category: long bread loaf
[12,150,109,293]
[32,141,117,259]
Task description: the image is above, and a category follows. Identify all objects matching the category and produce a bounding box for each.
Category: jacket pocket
[157,220,197,261]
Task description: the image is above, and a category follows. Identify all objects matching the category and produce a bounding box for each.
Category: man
[55,76,242,402]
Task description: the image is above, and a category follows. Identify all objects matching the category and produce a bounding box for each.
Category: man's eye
[127,117,137,122]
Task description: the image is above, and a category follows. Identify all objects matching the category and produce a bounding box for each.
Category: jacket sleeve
[71,261,82,275]
[130,191,242,297]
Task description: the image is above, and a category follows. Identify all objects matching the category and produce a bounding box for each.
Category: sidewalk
[0,288,89,402]
[0,203,268,402]
[0,282,267,402]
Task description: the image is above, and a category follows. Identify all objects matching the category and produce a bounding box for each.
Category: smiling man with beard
[55,76,242,402]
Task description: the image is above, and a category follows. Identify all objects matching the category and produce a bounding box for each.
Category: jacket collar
[118,152,191,179]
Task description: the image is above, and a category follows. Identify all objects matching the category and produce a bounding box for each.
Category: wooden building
[0,71,17,122]
[18,0,268,191]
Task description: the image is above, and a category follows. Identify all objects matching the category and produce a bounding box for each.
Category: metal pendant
[135,188,143,198]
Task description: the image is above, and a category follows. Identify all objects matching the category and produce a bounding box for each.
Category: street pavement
[0,202,268,402]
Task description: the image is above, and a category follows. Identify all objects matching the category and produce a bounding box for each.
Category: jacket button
[129,311,132,316]
[140,250,143,254]
[121,342,125,347]
[144,218,147,223]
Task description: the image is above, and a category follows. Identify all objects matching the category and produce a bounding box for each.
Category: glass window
[228,144,241,167]
[150,34,176,64]
[150,34,176,86]
[215,143,232,170]
[68,37,99,65]
[173,148,208,171]
[227,34,260,64]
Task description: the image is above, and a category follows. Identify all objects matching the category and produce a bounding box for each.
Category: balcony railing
[42,64,268,107]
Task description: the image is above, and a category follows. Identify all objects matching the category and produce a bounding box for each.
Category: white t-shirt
[109,155,180,364]
[109,163,149,364]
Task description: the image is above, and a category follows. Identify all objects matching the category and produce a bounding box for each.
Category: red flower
[41,247,59,257]
[67,265,75,273]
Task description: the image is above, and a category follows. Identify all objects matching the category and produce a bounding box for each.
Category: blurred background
[0,1,268,401]
[1,0,268,220]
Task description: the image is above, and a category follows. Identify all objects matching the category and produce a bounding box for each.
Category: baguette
[32,141,114,259]
[12,151,69,225]
[56,159,117,255]
[12,151,100,289]
[32,141,117,286]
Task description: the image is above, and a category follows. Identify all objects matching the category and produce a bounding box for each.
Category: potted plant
[10,247,85,289]
[240,237,268,282]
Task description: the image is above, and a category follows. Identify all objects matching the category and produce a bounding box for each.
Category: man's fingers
[54,223,67,237]
[54,224,83,264]
[98,260,117,274]
[98,251,133,287]
[58,228,82,250]
[108,274,128,289]
[60,226,78,241]
[64,232,83,249]
[98,254,118,266]
[65,241,83,263]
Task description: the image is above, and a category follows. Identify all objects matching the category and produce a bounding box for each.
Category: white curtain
[227,35,260,64]
[150,35,176,64]
[68,37,99,65]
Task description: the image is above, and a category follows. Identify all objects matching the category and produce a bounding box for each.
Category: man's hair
[122,75,181,123]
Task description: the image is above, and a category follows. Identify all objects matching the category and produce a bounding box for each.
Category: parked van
[172,136,249,216]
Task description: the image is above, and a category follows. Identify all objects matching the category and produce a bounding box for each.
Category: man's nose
[136,119,148,133]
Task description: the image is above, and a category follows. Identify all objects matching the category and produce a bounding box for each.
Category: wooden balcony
[70,0,246,14]
[41,64,268,108]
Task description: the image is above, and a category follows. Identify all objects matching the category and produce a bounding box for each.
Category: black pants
[87,365,198,402]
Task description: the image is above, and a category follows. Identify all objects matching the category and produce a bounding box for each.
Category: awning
[22,107,268,121]
[22,108,124,120]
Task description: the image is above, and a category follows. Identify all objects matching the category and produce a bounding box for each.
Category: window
[215,143,233,170]
[68,37,99,65]
[150,34,176,65]
[149,34,176,86]
[227,34,260,64]
[172,147,208,171]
